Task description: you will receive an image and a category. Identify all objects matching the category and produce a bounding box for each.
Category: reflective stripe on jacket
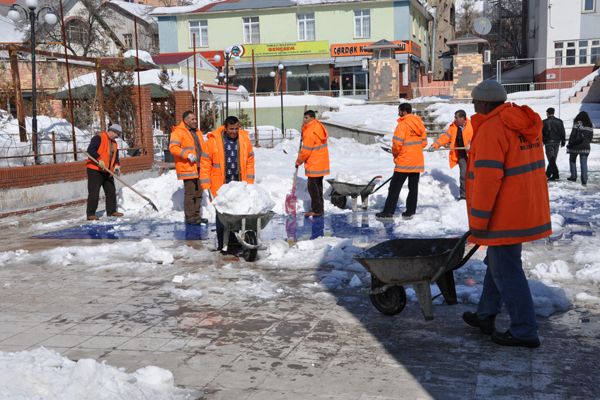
[392,114,427,173]
[200,126,255,197]
[169,121,205,180]
[432,119,473,169]
[466,103,551,246]
[296,119,330,177]
[86,132,118,172]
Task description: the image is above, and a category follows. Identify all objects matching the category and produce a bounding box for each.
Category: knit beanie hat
[471,80,507,102]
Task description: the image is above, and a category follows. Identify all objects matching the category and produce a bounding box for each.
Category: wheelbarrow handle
[430,231,480,283]
[359,175,383,197]
[370,176,392,195]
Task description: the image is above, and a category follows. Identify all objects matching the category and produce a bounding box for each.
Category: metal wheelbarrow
[328,175,382,211]
[216,211,275,262]
[354,232,479,320]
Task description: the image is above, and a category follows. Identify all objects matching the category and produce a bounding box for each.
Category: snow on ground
[238,94,364,109]
[0,347,194,399]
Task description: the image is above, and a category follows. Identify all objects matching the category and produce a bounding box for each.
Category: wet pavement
[0,205,599,399]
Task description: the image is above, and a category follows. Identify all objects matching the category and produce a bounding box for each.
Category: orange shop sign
[330,41,420,58]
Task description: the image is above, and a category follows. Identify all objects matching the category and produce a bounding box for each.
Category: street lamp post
[214,47,240,117]
[8,0,57,164]
[270,64,292,138]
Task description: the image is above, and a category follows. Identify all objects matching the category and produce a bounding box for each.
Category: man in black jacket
[542,107,566,181]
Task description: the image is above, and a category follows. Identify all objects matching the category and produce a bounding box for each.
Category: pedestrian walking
[200,116,255,252]
[376,102,427,219]
[542,107,566,181]
[462,80,551,348]
[295,110,330,218]
[86,124,124,220]
[566,111,594,186]
[169,111,206,224]
[428,109,473,199]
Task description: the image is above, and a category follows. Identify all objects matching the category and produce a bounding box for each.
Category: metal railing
[501,80,579,94]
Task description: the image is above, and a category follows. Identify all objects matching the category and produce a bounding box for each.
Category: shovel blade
[285,193,297,216]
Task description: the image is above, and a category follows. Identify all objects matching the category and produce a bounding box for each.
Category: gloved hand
[427,146,435,152]
[97,160,106,170]
[465,144,471,151]
[187,153,197,163]
[114,166,121,176]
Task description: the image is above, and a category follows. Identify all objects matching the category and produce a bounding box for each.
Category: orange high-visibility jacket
[432,119,474,168]
[86,132,119,172]
[200,126,255,197]
[392,114,428,173]
[466,103,551,246]
[169,121,205,180]
[296,119,330,177]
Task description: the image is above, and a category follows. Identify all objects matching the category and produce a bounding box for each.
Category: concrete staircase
[569,72,600,103]
[412,103,448,137]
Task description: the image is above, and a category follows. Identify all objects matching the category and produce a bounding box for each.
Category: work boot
[110,212,124,217]
[401,211,414,219]
[491,330,540,348]
[375,212,394,219]
[87,215,99,221]
[567,177,577,182]
[462,311,496,335]
[304,211,316,218]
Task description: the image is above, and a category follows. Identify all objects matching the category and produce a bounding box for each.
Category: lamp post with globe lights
[213,46,242,116]
[8,0,58,164]
[270,63,291,138]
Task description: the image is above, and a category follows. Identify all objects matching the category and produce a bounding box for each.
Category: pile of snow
[0,347,193,399]
[214,181,275,215]
[332,173,376,185]
[123,49,155,65]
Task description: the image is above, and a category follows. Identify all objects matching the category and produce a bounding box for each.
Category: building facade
[428,0,455,80]
[528,0,600,83]
[152,0,433,98]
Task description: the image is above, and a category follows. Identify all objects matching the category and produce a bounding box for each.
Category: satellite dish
[473,17,492,35]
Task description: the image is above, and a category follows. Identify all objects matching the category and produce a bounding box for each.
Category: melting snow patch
[530,260,573,282]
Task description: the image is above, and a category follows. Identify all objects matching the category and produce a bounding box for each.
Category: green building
[153,0,433,99]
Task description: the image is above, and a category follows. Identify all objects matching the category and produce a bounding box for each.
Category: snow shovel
[430,146,469,152]
[84,151,159,212]
[285,137,303,216]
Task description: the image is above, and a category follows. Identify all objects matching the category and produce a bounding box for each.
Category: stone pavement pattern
[0,208,599,399]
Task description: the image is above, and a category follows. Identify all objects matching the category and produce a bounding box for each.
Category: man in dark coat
[542,107,566,181]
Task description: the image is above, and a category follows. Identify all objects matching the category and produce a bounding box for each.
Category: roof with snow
[107,0,157,25]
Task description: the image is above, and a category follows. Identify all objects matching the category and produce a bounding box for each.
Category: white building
[528,0,600,83]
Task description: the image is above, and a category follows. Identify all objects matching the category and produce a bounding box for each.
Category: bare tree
[19,0,123,57]
[456,0,482,36]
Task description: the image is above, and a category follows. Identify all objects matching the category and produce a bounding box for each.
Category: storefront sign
[242,41,329,58]
[330,41,420,58]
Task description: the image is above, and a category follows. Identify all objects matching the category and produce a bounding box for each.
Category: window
[592,45,600,64]
[566,48,576,65]
[583,0,595,12]
[580,48,588,64]
[555,39,600,66]
[123,33,132,48]
[354,9,370,39]
[189,20,208,47]
[297,13,315,41]
[555,50,563,66]
[243,17,260,44]
[66,19,88,44]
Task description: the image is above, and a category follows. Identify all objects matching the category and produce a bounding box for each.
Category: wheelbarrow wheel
[330,191,347,209]
[242,230,258,262]
[370,285,407,316]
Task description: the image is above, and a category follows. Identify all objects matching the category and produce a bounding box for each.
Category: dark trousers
[457,157,467,198]
[307,176,324,214]
[183,178,202,223]
[216,217,239,251]
[545,144,560,179]
[569,153,589,184]
[87,168,116,217]
[382,172,420,215]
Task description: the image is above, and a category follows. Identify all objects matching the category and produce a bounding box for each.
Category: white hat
[471,80,507,102]
[108,124,123,135]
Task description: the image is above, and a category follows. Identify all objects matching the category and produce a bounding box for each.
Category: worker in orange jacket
[169,111,206,225]
[376,102,427,219]
[86,124,124,220]
[296,110,330,217]
[200,116,255,251]
[428,109,473,199]
[462,80,551,349]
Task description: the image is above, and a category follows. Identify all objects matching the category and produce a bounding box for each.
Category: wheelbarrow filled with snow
[217,211,275,262]
[354,232,479,320]
[328,175,382,211]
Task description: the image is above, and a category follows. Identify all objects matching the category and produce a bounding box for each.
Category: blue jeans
[569,153,588,185]
[477,244,538,339]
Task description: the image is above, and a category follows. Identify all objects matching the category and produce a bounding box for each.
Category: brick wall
[0,61,93,93]
[174,90,194,123]
[369,59,400,102]
[0,155,153,189]
[453,53,483,100]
